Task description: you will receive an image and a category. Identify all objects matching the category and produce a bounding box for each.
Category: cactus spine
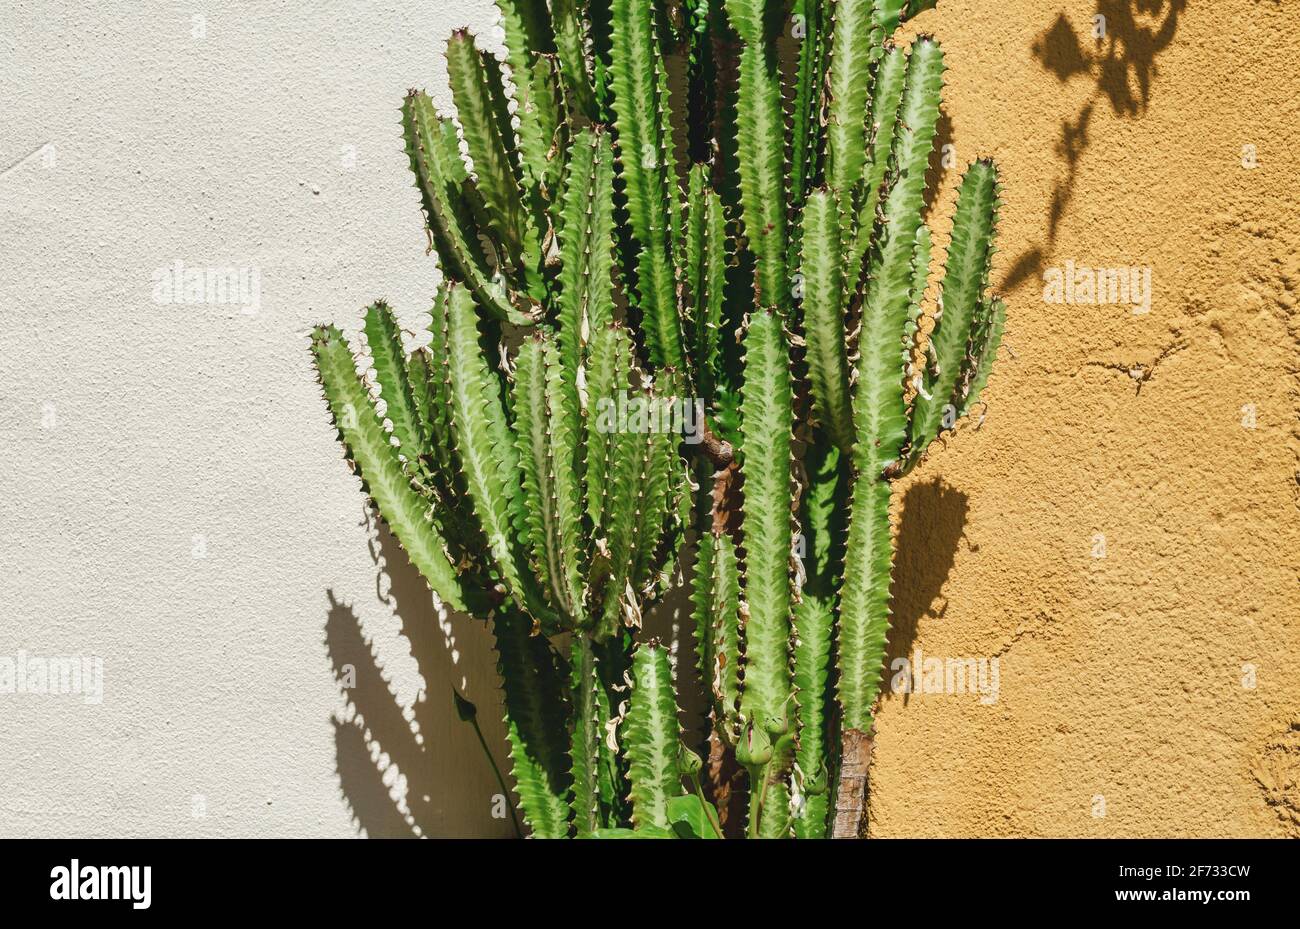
[312,0,1005,838]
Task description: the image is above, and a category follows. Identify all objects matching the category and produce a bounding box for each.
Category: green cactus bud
[677,740,704,778]
[735,717,774,770]
[760,708,789,738]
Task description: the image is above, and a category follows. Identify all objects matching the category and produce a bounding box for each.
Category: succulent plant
[311,0,1005,838]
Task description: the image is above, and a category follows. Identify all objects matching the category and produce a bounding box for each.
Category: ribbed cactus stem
[623,642,683,830]
[908,159,1001,465]
[737,308,793,725]
[609,0,686,371]
[727,0,790,314]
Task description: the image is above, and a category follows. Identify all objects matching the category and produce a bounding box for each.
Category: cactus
[311,0,1004,839]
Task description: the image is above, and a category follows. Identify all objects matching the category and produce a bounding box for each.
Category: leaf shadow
[1000,0,1187,292]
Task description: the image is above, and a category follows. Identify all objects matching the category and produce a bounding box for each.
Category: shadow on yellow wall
[1002,0,1187,292]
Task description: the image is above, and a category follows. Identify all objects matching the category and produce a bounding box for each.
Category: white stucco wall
[1,0,518,837]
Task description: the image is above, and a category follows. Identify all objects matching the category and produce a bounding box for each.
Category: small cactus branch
[404,347,434,453]
[849,40,908,271]
[311,325,472,614]
[518,55,568,217]
[495,0,556,57]
[582,324,623,535]
[513,337,569,616]
[442,285,552,624]
[421,287,491,567]
[542,341,587,614]
[906,223,933,339]
[362,301,423,464]
[825,0,879,209]
[493,0,564,195]
[801,188,855,451]
[686,165,729,402]
[787,0,828,218]
[556,128,617,374]
[592,367,650,638]
[445,31,546,302]
[552,0,600,120]
[712,533,745,731]
[737,308,794,723]
[725,0,789,314]
[568,636,607,834]
[690,480,718,702]
[956,295,1007,418]
[792,596,833,838]
[636,388,692,602]
[401,90,532,326]
[623,641,684,829]
[907,158,1000,464]
[609,0,687,371]
[629,401,677,594]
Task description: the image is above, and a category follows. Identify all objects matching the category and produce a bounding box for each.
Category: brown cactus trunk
[832,728,873,838]
[706,730,748,838]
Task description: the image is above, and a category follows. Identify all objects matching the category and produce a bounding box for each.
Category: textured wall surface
[1,0,516,838]
[871,0,1300,837]
[1,0,1295,838]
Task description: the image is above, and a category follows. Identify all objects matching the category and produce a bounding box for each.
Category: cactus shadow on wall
[325,510,514,838]
[1001,0,1186,292]
[921,109,956,225]
[881,480,970,707]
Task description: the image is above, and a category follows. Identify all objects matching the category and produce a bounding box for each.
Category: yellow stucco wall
[868,0,1299,837]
